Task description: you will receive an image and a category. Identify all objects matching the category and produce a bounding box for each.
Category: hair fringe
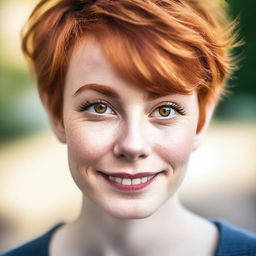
[21,0,241,131]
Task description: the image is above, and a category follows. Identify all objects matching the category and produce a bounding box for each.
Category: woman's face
[60,37,200,219]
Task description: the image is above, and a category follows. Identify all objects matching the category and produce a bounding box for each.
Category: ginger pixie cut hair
[22,0,238,131]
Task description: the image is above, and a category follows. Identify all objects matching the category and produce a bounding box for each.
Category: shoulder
[213,220,256,256]
[1,224,64,256]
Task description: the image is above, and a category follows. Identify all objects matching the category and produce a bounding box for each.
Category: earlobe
[50,117,66,143]
[43,101,66,143]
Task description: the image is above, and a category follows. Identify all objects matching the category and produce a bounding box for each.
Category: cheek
[65,121,117,165]
[155,126,196,168]
[64,121,117,191]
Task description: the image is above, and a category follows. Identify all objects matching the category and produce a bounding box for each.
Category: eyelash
[156,102,186,114]
[78,100,113,113]
[77,100,186,116]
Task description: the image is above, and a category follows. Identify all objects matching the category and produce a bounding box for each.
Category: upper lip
[98,171,159,179]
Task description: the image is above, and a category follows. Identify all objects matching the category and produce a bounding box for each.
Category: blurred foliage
[0,0,48,143]
[0,62,32,142]
[0,64,30,99]
[0,62,47,143]
[0,0,255,144]
[229,0,256,94]
[216,0,256,120]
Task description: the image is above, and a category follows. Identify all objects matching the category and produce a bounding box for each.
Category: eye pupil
[94,103,107,113]
[159,106,171,117]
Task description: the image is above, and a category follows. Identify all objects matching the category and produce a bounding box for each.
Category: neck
[50,195,218,256]
[68,195,197,255]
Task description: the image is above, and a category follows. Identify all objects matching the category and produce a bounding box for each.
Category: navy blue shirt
[2,221,256,256]
[1,224,63,256]
[213,221,256,256]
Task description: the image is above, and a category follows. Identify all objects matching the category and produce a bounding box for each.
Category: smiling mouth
[97,171,163,186]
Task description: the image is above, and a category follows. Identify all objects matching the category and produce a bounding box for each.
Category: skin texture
[49,36,218,256]
[52,36,201,219]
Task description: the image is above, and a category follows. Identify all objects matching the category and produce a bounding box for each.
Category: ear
[44,103,66,144]
[192,99,217,151]
[49,115,67,143]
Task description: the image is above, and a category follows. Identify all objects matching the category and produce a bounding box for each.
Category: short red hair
[21,0,238,131]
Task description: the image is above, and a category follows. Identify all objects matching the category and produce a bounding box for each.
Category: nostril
[139,153,147,159]
[113,138,150,161]
[116,152,147,161]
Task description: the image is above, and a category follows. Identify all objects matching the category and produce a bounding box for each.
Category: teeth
[116,177,122,183]
[108,175,156,185]
[122,178,131,185]
[141,177,148,183]
[147,175,154,181]
[109,176,115,182]
[132,178,141,185]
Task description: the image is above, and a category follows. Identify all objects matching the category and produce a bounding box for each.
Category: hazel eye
[79,102,114,115]
[159,106,174,117]
[94,103,108,113]
[151,105,177,118]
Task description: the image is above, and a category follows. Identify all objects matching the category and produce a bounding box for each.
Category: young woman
[3,0,256,255]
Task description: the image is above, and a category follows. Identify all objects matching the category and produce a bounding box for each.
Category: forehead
[64,36,199,111]
[65,36,156,100]
[67,37,110,77]
[65,36,126,92]
[72,37,106,67]
[64,34,195,99]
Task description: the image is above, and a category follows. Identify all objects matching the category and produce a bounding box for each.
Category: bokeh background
[0,0,256,252]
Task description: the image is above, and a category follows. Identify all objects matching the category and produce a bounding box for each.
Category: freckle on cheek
[67,133,108,166]
[155,137,193,169]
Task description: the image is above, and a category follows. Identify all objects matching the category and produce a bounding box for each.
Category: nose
[113,121,151,162]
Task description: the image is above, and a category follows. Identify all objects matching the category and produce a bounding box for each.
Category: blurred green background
[0,0,48,144]
[214,0,256,121]
[0,0,256,144]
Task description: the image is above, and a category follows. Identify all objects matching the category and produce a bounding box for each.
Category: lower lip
[99,173,160,191]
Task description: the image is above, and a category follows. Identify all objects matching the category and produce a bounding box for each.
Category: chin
[109,210,154,220]
[102,200,159,220]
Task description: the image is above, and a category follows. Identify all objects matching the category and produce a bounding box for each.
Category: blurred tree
[229,0,256,94]
[0,0,48,144]
[216,0,256,120]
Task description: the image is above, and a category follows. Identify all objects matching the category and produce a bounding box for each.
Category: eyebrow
[73,83,120,98]
[73,83,170,101]
[146,92,168,101]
